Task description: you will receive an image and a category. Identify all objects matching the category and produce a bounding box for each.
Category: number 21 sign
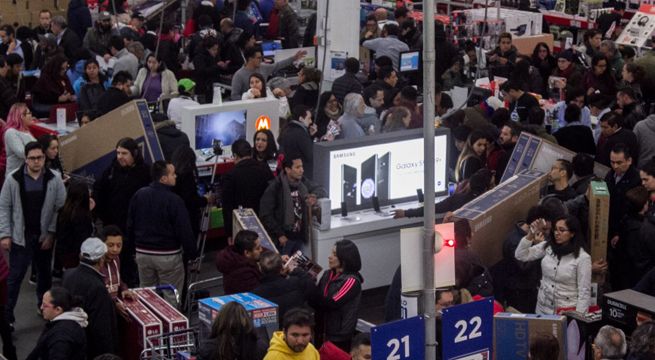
[372,316,424,360]
[441,297,494,359]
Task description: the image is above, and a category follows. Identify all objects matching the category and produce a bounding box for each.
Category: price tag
[372,316,424,360]
[441,298,494,359]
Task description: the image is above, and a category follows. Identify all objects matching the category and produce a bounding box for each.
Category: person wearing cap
[50,16,82,63]
[127,160,197,296]
[83,12,118,58]
[62,237,118,359]
[67,0,93,40]
[0,141,66,327]
[167,78,199,126]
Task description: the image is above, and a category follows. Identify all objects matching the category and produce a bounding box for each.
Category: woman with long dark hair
[314,91,342,139]
[133,54,178,102]
[531,42,556,96]
[55,182,94,270]
[76,58,109,113]
[198,301,267,360]
[32,54,75,116]
[171,147,212,237]
[315,239,363,352]
[252,129,278,174]
[37,134,64,176]
[515,215,592,314]
[455,130,489,183]
[584,54,617,97]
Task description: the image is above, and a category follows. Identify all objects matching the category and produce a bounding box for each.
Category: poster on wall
[325,135,449,211]
[616,4,655,48]
[329,51,348,81]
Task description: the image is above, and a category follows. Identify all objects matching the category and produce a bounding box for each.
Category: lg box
[134,288,189,348]
[603,290,655,335]
[198,293,278,339]
[119,299,163,360]
[494,313,567,360]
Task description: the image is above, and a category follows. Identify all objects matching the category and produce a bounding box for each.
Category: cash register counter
[311,198,446,290]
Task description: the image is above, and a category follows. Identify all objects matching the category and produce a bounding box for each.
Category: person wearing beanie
[551,50,583,92]
[62,237,118,358]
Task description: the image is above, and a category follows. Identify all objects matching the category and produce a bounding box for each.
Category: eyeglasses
[554,228,570,233]
[27,155,45,161]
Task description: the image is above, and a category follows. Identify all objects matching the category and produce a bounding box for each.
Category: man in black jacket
[252,251,314,327]
[331,57,363,103]
[278,105,316,179]
[50,16,82,63]
[152,112,190,161]
[260,156,326,255]
[597,111,639,167]
[63,237,117,359]
[93,137,150,287]
[0,56,18,120]
[127,161,197,295]
[96,71,132,117]
[221,139,273,238]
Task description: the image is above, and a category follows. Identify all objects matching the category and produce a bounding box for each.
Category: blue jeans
[5,234,52,324]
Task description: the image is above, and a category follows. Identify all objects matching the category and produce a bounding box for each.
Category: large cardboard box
[198,293,278,339]
[603,289,655,335]
[119,299,163,360]
[501,132,610,183]
[453,170,547,267]
[232,208,278,252]
[588,180,610,262]
[60,100,164,180]
[494,313,567,360]
[133,288,189,349]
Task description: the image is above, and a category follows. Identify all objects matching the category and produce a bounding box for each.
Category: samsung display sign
[314,129,450,213]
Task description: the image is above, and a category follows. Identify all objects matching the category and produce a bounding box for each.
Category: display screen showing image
[327,135,448,211]
[195,110,247,149]
[400,51,420,72]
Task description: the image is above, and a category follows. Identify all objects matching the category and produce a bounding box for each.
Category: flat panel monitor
[194,110,247,150]
[314,129,450,213]
[262,40,282,57]
[399,50,420,73]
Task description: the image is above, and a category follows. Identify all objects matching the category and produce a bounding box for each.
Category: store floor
[10,250,389,358]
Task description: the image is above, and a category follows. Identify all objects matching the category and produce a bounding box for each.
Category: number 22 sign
[441,297,494,360]
[372,316,425,360]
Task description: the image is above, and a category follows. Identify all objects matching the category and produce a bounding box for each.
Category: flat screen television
[194,110,247,149]
[399,50,420,73]
[314,129,450,213]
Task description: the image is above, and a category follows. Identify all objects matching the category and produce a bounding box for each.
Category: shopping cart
[139,328,200,360]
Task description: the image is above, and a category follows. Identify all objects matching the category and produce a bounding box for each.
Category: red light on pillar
[444,239,456,248]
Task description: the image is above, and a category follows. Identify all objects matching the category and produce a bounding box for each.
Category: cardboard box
[454,170,547,267]
[564,311,604,360]
[133,288,189,348]
[232,208,278,253]
[119,299,163,360]
[501,132,610,183]
[494,312,567,360]
[588,180,609,262]
[198,293,278,339]
[603,289,655,335]
[60,100,164,180]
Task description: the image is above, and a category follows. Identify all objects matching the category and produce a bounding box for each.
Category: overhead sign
[255,115,271,130]
[372,316,425,360]
[441,298,493,360]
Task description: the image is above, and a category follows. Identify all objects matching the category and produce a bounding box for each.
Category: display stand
[616,4,655,48]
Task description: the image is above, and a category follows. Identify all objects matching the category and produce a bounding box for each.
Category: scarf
[550,240,577,259]
[280,175,308,230]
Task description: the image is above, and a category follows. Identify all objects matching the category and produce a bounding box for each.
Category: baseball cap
[99,11,112,21]
[80,237,107,261]
[178,78,196,92]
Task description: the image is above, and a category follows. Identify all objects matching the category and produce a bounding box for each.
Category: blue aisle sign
[441,297,494,359]
[372,316,424,360]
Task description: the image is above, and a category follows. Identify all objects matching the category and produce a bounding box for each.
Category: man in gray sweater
[230,46,306,100]
[0,142,66,325]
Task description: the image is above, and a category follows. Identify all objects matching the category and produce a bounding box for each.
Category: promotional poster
[327,135,448,211]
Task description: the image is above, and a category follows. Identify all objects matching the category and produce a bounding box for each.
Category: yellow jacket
[263,331,320,360]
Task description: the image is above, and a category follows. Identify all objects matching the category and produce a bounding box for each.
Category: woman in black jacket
[531,42,556,97]
[27,287,87,360]
[56,182,94,270]
[619,186,650,290]
[315,240,363,352]
[171,147,211,238]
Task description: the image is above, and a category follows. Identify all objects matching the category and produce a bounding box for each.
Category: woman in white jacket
[515,215,592,314]
[132,54,178,102]
[242,73,290,119]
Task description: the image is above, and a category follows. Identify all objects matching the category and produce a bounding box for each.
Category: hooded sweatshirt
[634,114,655,165]
[54,308,89,328]
[27,308,88,360]
[215,246,261,295]
[263,331,320,360]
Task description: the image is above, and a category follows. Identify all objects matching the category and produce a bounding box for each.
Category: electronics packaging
[494,313,567,360]
[232,208,278,253]
[603,289,655,335]
[198,293,278,339]
[119,299,163,360]
[133,288,189,349]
